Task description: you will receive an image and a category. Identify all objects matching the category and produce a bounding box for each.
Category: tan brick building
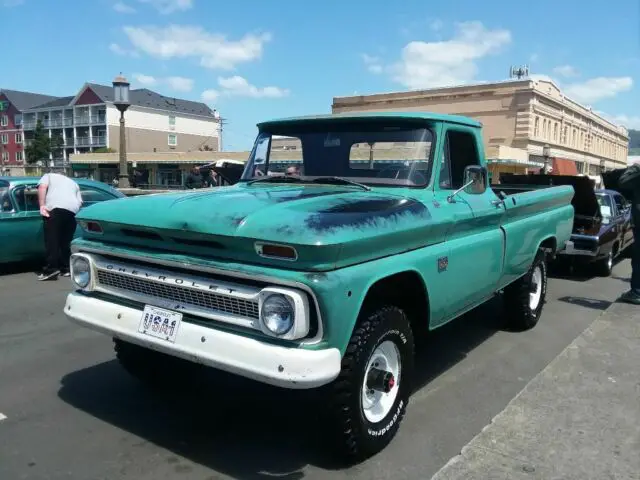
[331,79,629,181]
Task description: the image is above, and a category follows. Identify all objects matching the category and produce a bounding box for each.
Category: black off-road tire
[503,249,548,331]
[324,306,415,464]
[114,338,184,389]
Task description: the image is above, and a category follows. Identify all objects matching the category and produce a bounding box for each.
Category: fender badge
[437,256,448,273]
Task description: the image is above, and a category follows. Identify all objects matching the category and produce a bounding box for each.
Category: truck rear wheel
[503,249,547,331]
[325,305,414,463]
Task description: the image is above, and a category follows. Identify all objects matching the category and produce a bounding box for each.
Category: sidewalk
[432,299,640,480]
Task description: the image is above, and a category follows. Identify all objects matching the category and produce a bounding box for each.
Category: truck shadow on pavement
[56,298,505,479]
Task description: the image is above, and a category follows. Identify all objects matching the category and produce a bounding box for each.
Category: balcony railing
[75,137,90,146]
[22,116,105,130]
[92,137,107,146]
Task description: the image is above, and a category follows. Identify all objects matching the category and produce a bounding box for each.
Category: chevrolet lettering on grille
[91,257,261,328]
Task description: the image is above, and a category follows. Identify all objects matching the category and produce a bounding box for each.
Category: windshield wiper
[309,176,371,191]
[245,175,310,186]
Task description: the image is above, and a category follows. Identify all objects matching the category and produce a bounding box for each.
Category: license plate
[138,305,182,343]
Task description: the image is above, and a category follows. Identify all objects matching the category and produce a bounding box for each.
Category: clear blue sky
[1,0,639,151]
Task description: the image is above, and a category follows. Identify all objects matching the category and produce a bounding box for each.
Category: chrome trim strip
[71,244,325,345]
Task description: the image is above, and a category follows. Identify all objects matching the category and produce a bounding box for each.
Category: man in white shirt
[37,172,83,280]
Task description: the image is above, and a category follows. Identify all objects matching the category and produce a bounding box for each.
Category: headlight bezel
[70,253,94,290]
[258,287,310,340]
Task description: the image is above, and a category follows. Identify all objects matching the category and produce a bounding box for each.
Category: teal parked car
[0,176,125,265]
[63,112,576,462]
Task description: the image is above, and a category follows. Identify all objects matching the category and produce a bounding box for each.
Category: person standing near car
[616,163,640,304]
[37,172,83,281]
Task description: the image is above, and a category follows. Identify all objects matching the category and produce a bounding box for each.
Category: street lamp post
[113,74,131,188]
[542,144,551,173]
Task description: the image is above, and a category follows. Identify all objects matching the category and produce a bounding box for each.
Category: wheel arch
[357,269,430,337]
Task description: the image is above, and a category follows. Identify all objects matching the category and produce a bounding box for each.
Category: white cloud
[121,25,271,70]
[109,42,139,57]
[362,54,383,74]
[133,73,194,92]
[201,89,220,102]
[529,53,540,62]
[165,76,193,92]
[563,77,633,104]
[552,64,579,78]
[384,21,512,89]
[113,1,136,13]
[217,76,289,98]
[137,0,192,14]
[2,0,23,6]
[133,73,157,86]
[201,76,289,104]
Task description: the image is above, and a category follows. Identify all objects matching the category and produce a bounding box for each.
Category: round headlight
[71,257,91,288]
[261,294,294,335]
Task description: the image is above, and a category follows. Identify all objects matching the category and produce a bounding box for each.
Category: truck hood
[78,184,438,270]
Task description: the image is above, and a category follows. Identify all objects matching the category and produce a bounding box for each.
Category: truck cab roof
[257,111,483,130]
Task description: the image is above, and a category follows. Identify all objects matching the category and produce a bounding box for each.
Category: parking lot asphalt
[0,258,633,480]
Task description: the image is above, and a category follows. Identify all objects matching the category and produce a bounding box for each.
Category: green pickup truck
[63,112,575,462]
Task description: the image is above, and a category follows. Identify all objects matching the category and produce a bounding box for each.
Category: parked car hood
[77,184,440,270]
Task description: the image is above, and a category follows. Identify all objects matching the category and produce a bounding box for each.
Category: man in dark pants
[37,172,83,281]
[616,163,640,304]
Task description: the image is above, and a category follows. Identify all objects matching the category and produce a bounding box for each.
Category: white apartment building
[21,82,221,165]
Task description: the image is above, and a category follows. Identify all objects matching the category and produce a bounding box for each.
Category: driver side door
[435,127,506,321]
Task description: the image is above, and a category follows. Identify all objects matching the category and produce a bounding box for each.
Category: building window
[168,134,177,146]
[14,114,22,126]
[542,119,547,139]
[169,115,176,126]
[15,132,22,144]
[563,126,568,144]
[533,117,539,137]
[1,151,7,163]
[0,133,8,144]
[553,123,558,142]
[15,151,23,162]
[0,115,7,127]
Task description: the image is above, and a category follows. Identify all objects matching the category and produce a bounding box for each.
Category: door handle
[491,199,504,207]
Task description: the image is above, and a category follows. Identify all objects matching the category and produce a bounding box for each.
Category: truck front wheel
[503,248,548,331]
[114,338,180,389]
[326,305,414,463]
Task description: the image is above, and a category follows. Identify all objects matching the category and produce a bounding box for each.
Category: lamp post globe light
[113,74,131,188]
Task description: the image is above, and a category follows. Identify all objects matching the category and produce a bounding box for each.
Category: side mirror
[447,165,488,203]
[463,165,488,195]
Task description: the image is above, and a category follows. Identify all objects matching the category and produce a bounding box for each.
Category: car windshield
[240,122,434,187]
[596,193,612,219]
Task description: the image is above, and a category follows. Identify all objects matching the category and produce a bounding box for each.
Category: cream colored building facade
[332,79,629,177]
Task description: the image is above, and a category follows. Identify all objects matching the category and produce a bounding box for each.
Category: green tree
[24,120,60,164]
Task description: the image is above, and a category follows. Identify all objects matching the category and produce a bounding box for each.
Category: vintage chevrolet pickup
[63,112,575,462]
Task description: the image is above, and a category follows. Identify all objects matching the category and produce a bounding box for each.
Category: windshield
[596,193,612,219]
[240,123,434,187]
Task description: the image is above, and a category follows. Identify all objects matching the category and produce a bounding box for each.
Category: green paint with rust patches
[72,112,576,356]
